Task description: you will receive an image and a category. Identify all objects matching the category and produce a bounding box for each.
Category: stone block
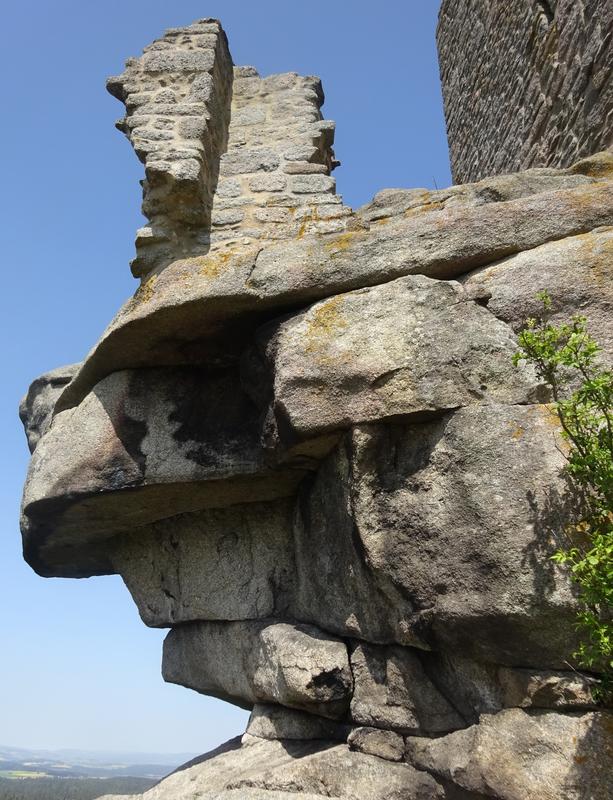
[248,173,287,192]
[221,148,280,175]
[290,174,336,194]
[163,620,353,718]
[349,644,464,735]
[142,50,216,73]
[347,727,405,762]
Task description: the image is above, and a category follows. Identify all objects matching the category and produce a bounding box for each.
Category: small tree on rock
[513,291,612,700]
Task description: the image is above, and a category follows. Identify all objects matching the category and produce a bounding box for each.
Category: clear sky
[0,0,449,754]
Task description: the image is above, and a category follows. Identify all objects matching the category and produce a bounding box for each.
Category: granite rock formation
[438,0,613,183]
[19,16,613,800]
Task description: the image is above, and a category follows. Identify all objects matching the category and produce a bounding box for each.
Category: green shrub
[513,292,612,700]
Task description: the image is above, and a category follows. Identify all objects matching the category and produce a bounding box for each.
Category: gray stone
[463,226,613,360]
[419,651,503,724]
[248,173,286,192]
[283,161,329,174]
[248,177,613,297]
[175,116,209,139]
[165,21,220,36]
[253,207,291,223]
[215,177,242,198]
[19,363,79,453]
[245,703,349,742]
[347,727,405,762]
[99,736,444,800]
[349,643,465,735]
[163,620,353,718]
[283,145,319,161]
[290,174,336,193]
[419,653,600,722]
[211,196,252,210]
[349,405,580,666]
[497,667,599,710]
[234,65,259,78]
[291,404,579,666]
[252,274,542,445]
[21,368,306,577]
[110,500,294,626]
[358,169,596,223]
[141,50,216,73]
[406,708,613,800]
[231,106,266,126]
[438,0,613,182]
[220,148,280,175]
[289,434,415,646]
[211,207,245,226]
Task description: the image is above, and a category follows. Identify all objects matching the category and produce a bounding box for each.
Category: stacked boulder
[20,18,613,800]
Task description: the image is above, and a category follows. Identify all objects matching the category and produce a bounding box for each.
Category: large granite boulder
[100,736,444,800]
[463,226,613,359]
[21,368,306,576]
[406,708,613,800]
[18,16,613,800]
[162,620,353,719]
[289,404,579,666]
[348,643,464,735]
[55,166,613,415]
[248,274,543,449]
[109,500,294,626]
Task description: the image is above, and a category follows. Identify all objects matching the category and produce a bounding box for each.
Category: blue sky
[0,0,449,753]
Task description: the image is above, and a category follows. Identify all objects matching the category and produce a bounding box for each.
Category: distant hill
[0,776,154,799]
[0,744,195,781]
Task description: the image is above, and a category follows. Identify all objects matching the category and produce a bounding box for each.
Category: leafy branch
[513,291,612,700]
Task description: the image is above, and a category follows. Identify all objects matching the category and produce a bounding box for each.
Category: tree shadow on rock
[523,474,585,604]
[560,711,613,799]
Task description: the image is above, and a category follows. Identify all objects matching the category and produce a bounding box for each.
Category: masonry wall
[107,20,348,277]
[437,0,613,184]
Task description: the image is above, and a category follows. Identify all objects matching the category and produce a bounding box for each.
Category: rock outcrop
[19,16,613,800]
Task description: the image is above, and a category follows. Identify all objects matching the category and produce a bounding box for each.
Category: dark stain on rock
[116,412,148,476]
[166,367,262,468]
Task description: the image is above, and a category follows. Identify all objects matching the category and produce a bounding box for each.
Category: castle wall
[437,0,613,183]
[107,20,346,277]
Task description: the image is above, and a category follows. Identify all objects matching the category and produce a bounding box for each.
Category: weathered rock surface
[19,363,79,452]
[463,226,613,359]
[22,368,305,576]
[406,708,613,800]
[110,500,294,626]
[419,651,599,724]
[19,14,613,800]
[349,643,464,735]
[347,726,405,762]
[356,163,600,222]
[162,621,353,719]
[54,169,613,414]
[245,703,350,742]
[497,667,598,711]
[251,274,543,445]
[290,404,579,665]
[99,736,444,800]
